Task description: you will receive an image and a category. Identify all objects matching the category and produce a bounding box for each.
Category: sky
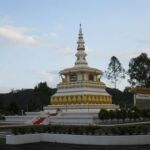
[0,0,150,93]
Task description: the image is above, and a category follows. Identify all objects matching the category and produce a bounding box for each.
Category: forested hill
[0,82,57,115]
[106,87,133,107]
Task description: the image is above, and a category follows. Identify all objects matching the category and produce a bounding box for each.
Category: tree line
[0,82,56,115]
[105,52,150,89]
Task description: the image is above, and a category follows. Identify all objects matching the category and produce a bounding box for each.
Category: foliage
[6,101,21,115]
[33,82,57,110]
[99,109,109,120]
[11,124,150,136]
[106,87,133,107]
[105,56,125,88]
[0,82,56,114]
[128,53,150,87]
[98,107,150,122]
[0,114,5,120]
[108,110,116,120]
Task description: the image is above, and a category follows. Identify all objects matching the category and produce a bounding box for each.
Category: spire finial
[75,24,88,66]
[79,23,82,34]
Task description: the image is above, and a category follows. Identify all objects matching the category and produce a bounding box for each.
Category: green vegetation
[99,107,150,122]
[0,82,56,115]
[106,87,133,107]
[105,52,150,107]
[11,124,150,135]
[105,52,150,89]
[128,53,150,88]
[105,56,125,88]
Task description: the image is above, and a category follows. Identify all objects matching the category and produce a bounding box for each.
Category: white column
[134,94,136,106]
[66,75,70,82]
[94,75,97,82]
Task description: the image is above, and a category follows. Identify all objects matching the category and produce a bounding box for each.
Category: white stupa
[43,24,119,125]
[50,24,110,105]
[5,25,119,125]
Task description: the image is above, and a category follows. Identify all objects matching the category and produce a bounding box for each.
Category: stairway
[32,117,46,125]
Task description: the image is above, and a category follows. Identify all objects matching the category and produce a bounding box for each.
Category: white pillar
[134,94,136,106]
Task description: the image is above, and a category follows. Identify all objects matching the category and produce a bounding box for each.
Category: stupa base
[43,104,119,125]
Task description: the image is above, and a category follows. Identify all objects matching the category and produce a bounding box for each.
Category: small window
[89,74,94,81]
[70,74,77,82]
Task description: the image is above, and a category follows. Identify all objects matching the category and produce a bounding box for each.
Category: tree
[105,56,125,88]
[128,53,150,87]
[34,82,57,109]
[120,108,127,122]
[106,87,133,107]
[34,82,50,93]
[0,97,3,111]
[6,101,20,115]
[108,110,116,121]
[99,109,109,121]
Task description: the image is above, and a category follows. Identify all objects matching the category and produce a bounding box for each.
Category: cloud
[54,45,73,55]
[137,39,150,44]
[37,70,60,88]
[86,46,94,53]
[117,49,150,63]
[44,32,58,38]
[0,86,11,93]
[0,25,42,47]
[50,32,58,37]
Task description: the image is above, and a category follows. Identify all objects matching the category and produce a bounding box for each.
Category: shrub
[12,128,19,135]
[47,126,51,133]
[29,127,35,134]
[117,126,126,135]
[17,127,26,134]
[111,126,119,135]
[11,124,150,136]
[141,125,148,135]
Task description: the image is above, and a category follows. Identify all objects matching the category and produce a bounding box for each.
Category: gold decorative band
[50,95,112,105]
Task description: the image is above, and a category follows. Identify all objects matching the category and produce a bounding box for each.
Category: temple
[42,25,119,125]
[5,25,119,125]
[50,24,112,105]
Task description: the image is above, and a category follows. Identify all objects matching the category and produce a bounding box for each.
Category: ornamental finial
[79,23,82,34]
[75,24,88,66]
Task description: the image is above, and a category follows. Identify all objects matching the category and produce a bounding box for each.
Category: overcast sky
[0,0,150,93]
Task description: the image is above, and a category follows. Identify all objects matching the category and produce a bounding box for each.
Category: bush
[29,127,35,134]
[111,126,119,135]
[12,127,19,135]
[47,126,51,133]
[11,124,150,136]
[99,108,150,122]
[17,127,26,134]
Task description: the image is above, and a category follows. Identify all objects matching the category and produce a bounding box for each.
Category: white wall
[42,134,150,145]
[5,116,34,124]
[6,133,150,145]
[6,134,40,145]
